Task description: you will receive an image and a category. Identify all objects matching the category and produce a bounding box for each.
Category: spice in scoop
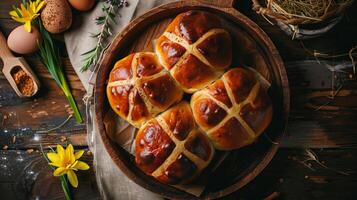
[11,66,34,96]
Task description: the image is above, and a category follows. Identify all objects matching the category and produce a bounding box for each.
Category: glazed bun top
[107,52,183,128]
[155,10,232,93]
[190,68,273,150]
[135,102,214,184]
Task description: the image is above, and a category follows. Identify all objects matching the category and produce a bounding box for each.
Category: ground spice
[10,66,34,96]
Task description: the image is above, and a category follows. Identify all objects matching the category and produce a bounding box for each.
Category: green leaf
[12,6,23,17]
[96,16,105,21]
[60,176,72,200]
[36,19,82,123]
[81,4,118,72]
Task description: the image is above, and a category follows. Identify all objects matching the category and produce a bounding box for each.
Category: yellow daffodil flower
[47,144,90,188]
[9,0,45,32]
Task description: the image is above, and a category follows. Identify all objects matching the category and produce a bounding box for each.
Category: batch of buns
[107,11,273,185]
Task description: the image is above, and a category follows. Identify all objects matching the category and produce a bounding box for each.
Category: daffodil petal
[49,162,62,168]
[36,1,45,13]
[24,21,31,32]
[66,144,75,163]
[67,144,74,154]
[47,152,60,163]
[20,4,29,17]
[56,145,65,162]
[67,170,78,188]
[11,16,26,23]
[9,11,19,17]
[74,150,84,160]
[56,144,65,155]
[74,161,90,170]
[69,160,78,169]
[53,167,66,177]
[30,2,36,13]
[10,0,44,27]
[20,4,26,11]
[32,13,40,20]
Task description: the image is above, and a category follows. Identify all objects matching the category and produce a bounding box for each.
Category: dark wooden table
[1,1,357,199]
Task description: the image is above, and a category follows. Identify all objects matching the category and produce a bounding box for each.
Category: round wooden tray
[94,0,290,199]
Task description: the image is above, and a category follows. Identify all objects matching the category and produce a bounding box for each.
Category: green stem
[60,74,83,123]
[65,92,83,123]
[60,175,72,200]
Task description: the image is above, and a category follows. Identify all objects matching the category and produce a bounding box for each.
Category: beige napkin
[64,0,174,199]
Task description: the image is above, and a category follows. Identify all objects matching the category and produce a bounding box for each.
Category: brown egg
[68,0,96,11]
[7,25,41,54]
[41,0,72,33]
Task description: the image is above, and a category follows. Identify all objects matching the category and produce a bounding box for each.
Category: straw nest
[252,0,354,25]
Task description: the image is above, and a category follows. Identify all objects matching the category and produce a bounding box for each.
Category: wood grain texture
[1,1,357,149]
[0,148,355,200]
[224,148,357,200]
[280,61,357,148]
[0,28,86,150]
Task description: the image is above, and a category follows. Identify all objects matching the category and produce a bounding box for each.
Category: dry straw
[252,0,354,25]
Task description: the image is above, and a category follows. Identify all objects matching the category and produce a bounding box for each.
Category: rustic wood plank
[0,0,356,199]
[281,62,357,148]
[0,132,88,150]
[0,55,87,149]
[0,19,22,37]
[0,148,355,200]
[0,58,85,115]
[0,17,86,149]
[0,1,17,20]
[1,1,357,151]
[226,148,357,200]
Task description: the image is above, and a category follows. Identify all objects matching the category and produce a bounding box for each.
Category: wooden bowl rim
[94,1,290,199]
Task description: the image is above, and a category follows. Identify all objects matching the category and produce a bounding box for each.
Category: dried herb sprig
[291,149,352,175]
[81,0,128,72]
[270,0,352,22]
[254,0,353,26]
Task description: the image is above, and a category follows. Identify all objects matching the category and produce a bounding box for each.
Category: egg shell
[68,0,96,11]
[7,25,41,55]
[41,0,72,33]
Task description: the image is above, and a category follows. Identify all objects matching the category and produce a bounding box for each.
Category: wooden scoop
[0,30,40,97]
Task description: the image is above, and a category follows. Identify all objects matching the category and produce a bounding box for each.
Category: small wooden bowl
[94,0,290,199]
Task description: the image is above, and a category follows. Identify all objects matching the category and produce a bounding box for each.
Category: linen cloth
[64,0,173,199]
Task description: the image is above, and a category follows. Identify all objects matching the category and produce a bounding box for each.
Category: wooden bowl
[94,0,290,199]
